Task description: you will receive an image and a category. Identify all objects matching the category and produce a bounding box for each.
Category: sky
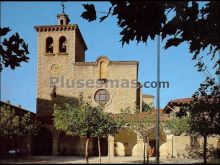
[0,1,213,113]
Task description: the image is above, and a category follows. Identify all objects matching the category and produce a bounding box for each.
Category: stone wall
[36,26,138,118]
[160,134,219,159]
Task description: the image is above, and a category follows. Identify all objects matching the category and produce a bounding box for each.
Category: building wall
[160,134,220,159]
[142,95,154,108]
[114,129,137,156]
[36,27,138,121]
[70,62,138,114]
[36,28,79,118]
[35,20,139,156]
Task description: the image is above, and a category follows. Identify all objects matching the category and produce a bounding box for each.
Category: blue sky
[1,1,212,112]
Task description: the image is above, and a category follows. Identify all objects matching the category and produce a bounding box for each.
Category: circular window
[94,89,110,105]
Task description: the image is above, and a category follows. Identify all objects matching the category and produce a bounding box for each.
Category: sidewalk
[1,156,218,164]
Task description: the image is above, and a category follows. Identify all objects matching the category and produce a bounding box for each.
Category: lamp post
[156,34,160,164]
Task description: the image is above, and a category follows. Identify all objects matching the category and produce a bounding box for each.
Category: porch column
[108,135,114,162]
[136,133,144,158]
[26,137,32,156]
[52,132,59,156]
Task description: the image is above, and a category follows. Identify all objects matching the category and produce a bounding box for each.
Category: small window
[59,36,67,53]
[60,19,63,25]
[97,57,109,80]
[53,85,56,98]
[94,89,110,105]
[46,37,53,53]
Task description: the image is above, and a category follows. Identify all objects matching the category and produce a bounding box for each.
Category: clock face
[51,64,61,75]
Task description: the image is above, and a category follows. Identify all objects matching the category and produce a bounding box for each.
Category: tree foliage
[0,105,39,139]
[142,102,153,112]
[164,114,191,136]
[185,142,216,160]
[81,2,220,163]
[188,82,220,164]
[119,107,155,142]
[53,94,121,138]
[190,75,220,143]
[53,93,122,163]
[0,27,29,71]
[118,106,156,164]
[81,1,220,76]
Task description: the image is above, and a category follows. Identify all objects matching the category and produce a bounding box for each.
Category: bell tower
[34,5,87,122]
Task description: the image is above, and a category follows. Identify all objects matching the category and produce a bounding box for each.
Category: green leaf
[81,4,97,22]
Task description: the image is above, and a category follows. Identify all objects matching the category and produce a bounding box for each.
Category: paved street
[2,156,218,164]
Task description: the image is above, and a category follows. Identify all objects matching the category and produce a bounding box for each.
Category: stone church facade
[32,11,158,157]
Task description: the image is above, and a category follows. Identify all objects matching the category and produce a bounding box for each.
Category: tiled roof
[163,98,193,114]
[111,108,169,122]
[168,98,193,104]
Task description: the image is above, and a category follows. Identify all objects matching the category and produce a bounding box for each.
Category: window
[60,19,63,25]
[94,89,110,105]
[59,36,67,53]
[46,37,53,53]
[52,85,56,98]
[97,57,109,80]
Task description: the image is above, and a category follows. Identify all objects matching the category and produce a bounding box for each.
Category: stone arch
[114,128,137,156]
[146,128,167,157]
[31,127,53,155]
[59,36,67,53]
[97,56,109,80]
[46,37,53,53]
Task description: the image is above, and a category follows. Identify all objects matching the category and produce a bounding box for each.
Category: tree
[81,1,220,78]
[185,142,216,160]
[93,106,121,164]
[188,71,220,164]
[53,94,121,164]
[119,106,156,164]
[0,27,29,71]
[81,3,220,162]
[0,105,39,158]
[164,114,190,136]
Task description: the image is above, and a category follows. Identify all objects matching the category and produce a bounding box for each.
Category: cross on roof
[61,1,65,14]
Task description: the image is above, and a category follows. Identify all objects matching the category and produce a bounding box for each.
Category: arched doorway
[31,127,53,155]
[114,128,137,156]
[147,128,167,157]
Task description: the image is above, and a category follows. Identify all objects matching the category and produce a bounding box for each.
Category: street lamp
[156,34,160,164]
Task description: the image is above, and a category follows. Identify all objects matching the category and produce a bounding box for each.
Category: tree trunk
[85,136,90,164]
[203,135,207,164]
[143,141,146,164]
[147,138,149,164]
[0,138,2,163]
[98,136,101,164]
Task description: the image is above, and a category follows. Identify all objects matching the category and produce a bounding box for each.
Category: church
[32,9,161,157]
[1,7,219,160]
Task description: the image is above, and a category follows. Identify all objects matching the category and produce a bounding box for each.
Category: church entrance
[31,127,53,155]
[148,139,156,157]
